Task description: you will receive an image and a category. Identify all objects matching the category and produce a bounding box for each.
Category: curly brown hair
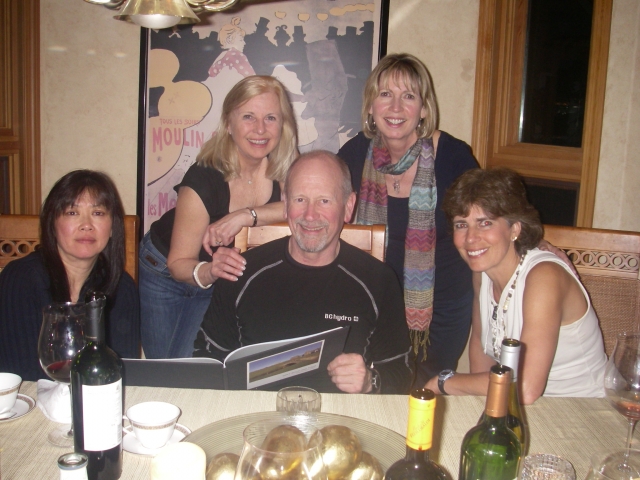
[442,168,543,255]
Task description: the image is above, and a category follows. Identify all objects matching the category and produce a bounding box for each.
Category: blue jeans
[138,232,213,358]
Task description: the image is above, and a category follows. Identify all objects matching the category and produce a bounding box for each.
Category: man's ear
[344,192,357,223]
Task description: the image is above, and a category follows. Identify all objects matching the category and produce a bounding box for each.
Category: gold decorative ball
[343,451,384,480]
[261,425,307,453]
[318,425,362,480]
[257,425,307,479]
[205,453,240,480]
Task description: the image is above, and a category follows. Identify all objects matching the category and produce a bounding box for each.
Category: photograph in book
[139,0,389,231]
[247,340,324,389]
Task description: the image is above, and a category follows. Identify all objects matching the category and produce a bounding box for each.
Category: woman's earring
[366,116,376,132]
[512,236,518,242]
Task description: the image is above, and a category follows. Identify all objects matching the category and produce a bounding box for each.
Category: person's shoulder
[0,251,46,279]
[438,131,475,157]
[0,251,49,300]
[338,132,369,162]
[525,249,575,285]
[240,237,288,269]
[185,163,225,183]
[338,240,396,277]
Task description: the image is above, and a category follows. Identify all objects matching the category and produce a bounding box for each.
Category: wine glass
[276,387,322,414]
[520,453,575,479]
[235,416,327,479]
[603,332,640,478]
[38,302,86,447]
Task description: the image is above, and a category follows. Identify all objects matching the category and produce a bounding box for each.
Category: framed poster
[137,0,390,232]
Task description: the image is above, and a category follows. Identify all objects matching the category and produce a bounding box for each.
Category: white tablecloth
[0,382,630,479]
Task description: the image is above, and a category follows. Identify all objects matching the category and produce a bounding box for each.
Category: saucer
[122,423,191,456]
[0,394,36,423]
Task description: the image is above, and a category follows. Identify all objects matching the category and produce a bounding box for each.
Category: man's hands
[327,353,372,393]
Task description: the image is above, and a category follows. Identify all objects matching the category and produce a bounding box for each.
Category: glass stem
[624,418,637,466]
[67,384,74,438]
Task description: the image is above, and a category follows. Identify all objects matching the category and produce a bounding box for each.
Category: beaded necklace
[489,252,527,358]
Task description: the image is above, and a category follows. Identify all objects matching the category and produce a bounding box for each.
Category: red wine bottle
[71,292,123,480]
[385,388,451,479]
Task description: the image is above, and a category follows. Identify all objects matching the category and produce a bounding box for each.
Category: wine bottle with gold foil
[500,338,528,454]
[385,388,451,479]
[459,365,521,480]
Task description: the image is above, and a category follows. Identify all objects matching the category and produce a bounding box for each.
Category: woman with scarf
[338,53,479,387]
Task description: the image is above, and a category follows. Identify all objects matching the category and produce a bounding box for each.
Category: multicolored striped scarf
[354,134,436,358]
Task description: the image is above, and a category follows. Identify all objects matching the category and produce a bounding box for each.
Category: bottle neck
[485,367,511,419]
[500,340,521,382]
[406,389,436,451]
[85,297,106,344]
[404,444,431,462]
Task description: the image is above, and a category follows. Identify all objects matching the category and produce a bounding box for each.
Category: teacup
[126,401,181,450]
[0,373,22,415]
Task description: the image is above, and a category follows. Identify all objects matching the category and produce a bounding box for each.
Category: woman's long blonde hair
[196,75,298,183]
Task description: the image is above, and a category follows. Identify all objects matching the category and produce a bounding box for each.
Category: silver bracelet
[247,208,258,227]
[192,261,213,289]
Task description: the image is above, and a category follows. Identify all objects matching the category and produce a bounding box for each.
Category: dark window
[520,0,593,147]
[523,177,579,226]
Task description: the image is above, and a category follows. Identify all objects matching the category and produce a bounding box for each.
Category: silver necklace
[489,252,527,358]
[392,172,407,194]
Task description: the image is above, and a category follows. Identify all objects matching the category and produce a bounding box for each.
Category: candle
[150,442,206,480]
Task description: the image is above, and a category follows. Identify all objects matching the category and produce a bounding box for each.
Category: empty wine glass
[38,302,86,447]
[603,333,640,478]
[276,387,321,414]
[520,453,575,479]
[235,416,327,479]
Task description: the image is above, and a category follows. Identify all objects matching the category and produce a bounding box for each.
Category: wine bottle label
[406,395,435,450]
[81,379,122,451]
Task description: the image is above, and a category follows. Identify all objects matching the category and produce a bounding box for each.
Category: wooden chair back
[543,225,640,356]
[235,223,386,262]
[0,214,140,283]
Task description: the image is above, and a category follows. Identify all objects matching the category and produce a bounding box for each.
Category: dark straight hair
[40,170,125,301]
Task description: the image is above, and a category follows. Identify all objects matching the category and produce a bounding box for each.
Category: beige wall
[387,0,479,144]
[41,0,639,232]
[593,0,640,231]
[41,0,140,213]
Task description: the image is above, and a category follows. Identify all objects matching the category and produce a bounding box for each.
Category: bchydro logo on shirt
[325,313,359,322]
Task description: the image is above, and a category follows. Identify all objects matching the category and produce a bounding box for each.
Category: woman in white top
[425,167,606,403]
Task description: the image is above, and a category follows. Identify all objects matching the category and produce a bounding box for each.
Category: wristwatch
[369,368,381,394]
[438,369,456,395]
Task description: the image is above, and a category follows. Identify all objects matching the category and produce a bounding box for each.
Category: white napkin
[37,379,72,424]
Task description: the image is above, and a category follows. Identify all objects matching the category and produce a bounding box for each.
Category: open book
[122,327,349,390]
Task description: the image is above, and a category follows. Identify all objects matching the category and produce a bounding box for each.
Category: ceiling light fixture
[83,0,241,29]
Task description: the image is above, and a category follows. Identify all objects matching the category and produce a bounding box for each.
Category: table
[0,382,631,479]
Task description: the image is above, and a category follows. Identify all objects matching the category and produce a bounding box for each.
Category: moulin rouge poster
[141,0,386,231]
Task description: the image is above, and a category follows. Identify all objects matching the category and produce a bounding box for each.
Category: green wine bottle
[72,292,123,480]
[500,338,528,454]
[385,388,451,479]
[459,365,521,480]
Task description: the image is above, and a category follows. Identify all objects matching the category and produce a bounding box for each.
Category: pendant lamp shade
[114,0,200,29]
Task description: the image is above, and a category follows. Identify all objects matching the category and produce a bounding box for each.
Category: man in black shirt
[194,151,412,394]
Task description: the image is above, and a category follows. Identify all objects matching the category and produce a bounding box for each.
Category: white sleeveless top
[479,248,606,397]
